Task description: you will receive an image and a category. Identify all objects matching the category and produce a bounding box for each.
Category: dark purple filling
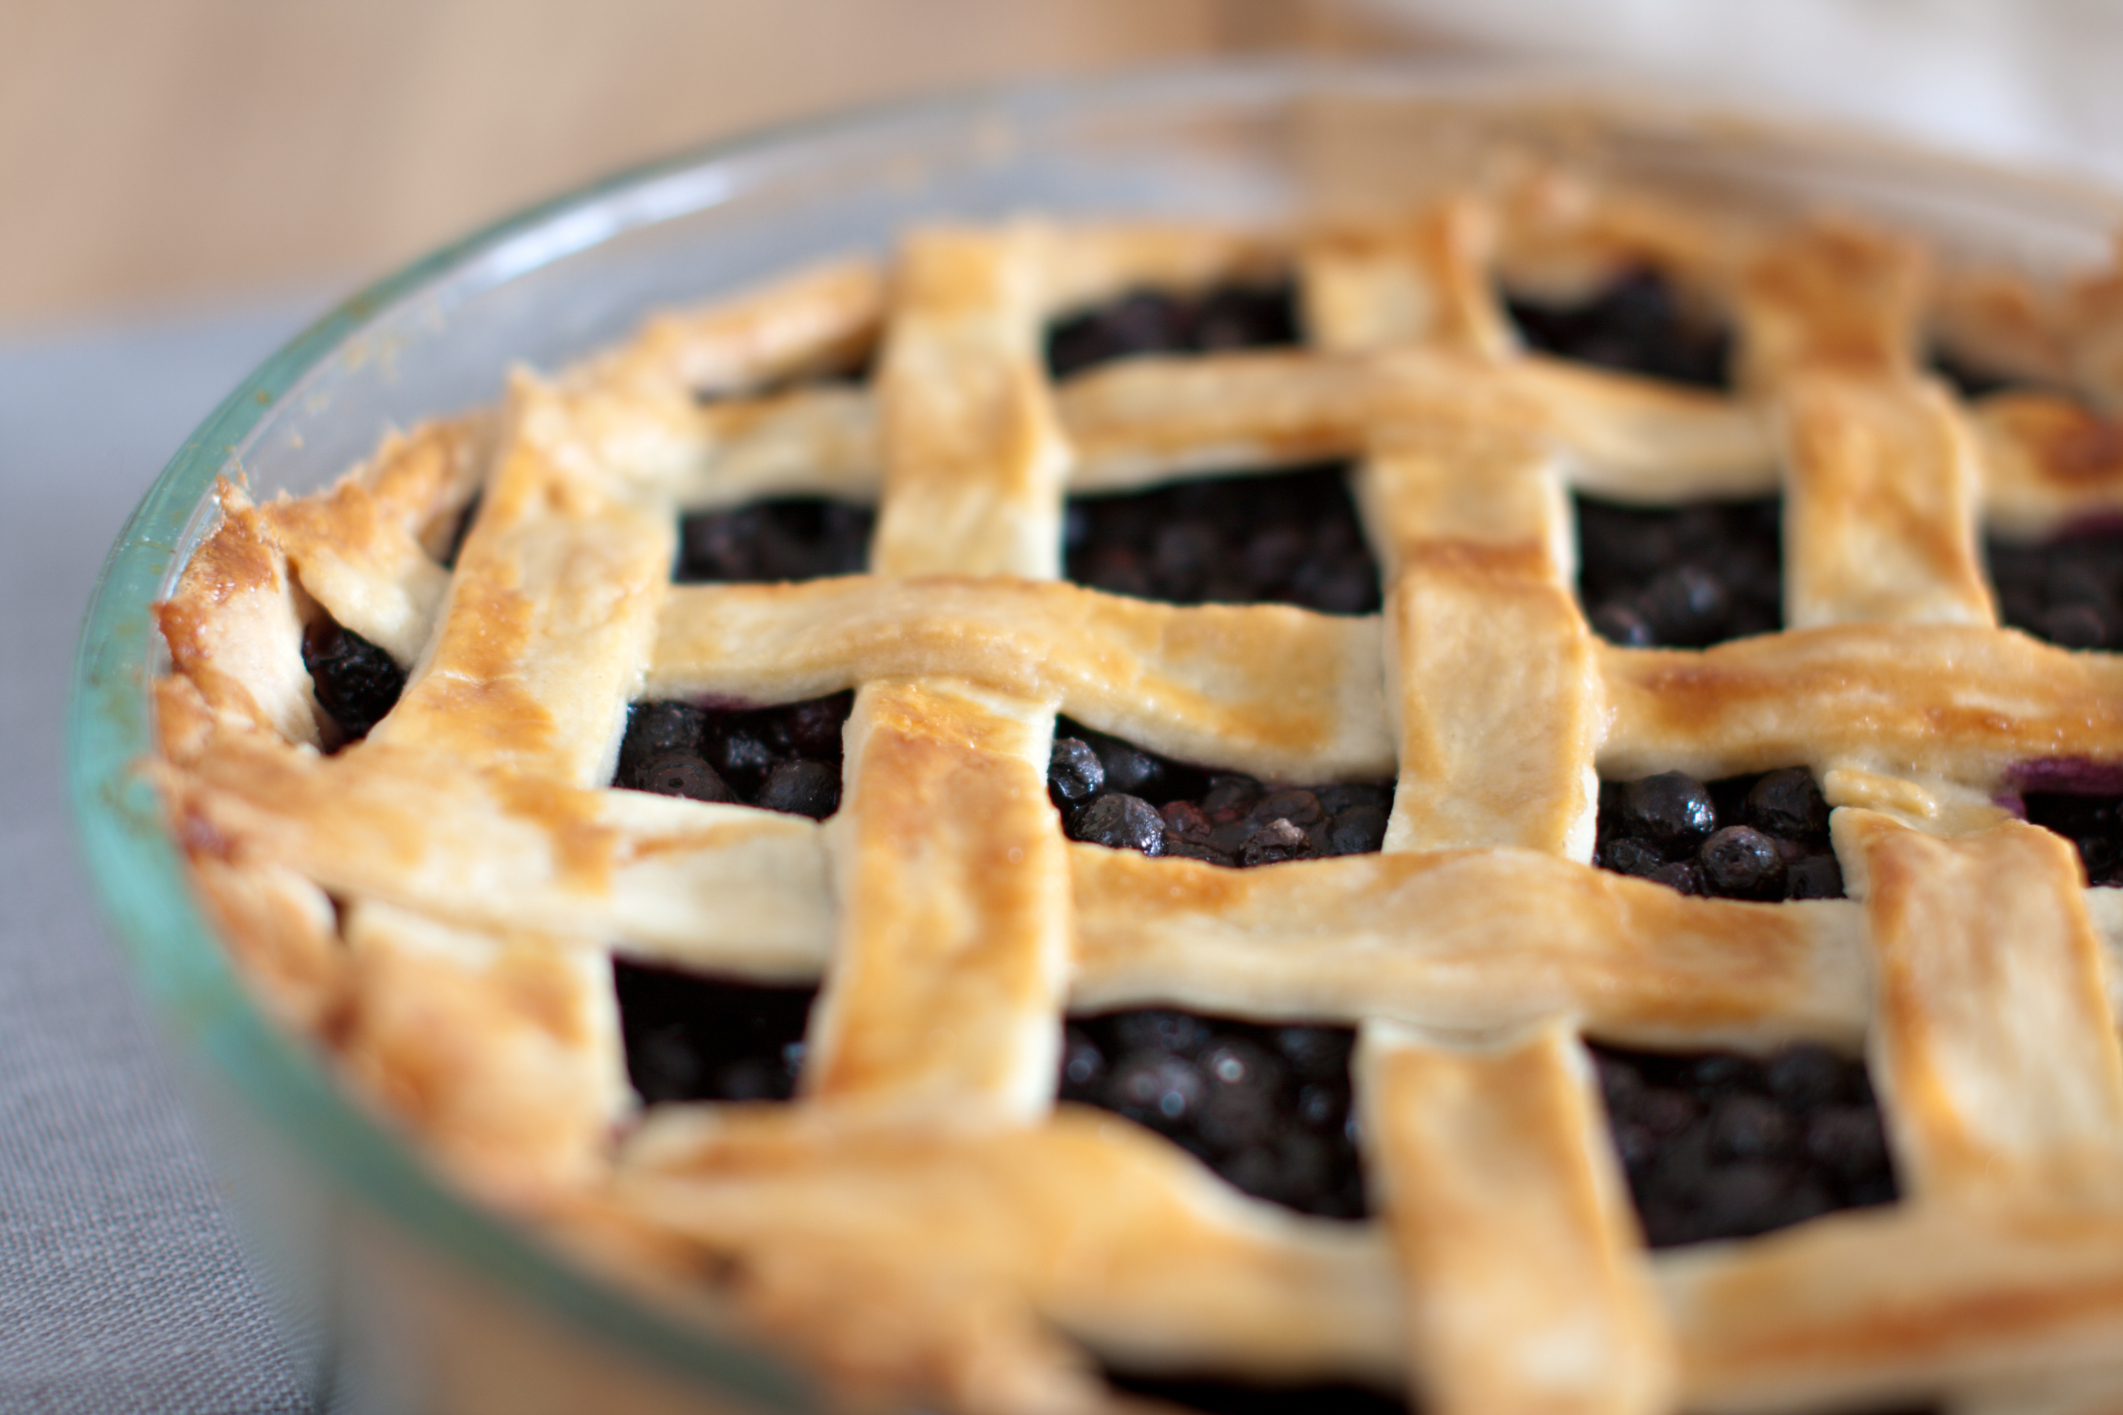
[1930,348,2024,401]
[1506,269,1731,391]
[1045,282,1300,379]
[438,491,481,570]
[1104,1372,1406,1415]
[1593,1042,1897,1248]
[1987,525,2123,650]
[613,693,853,818]
[675,498,874,584]
[1065,464,1381,615]
[1062,1009,1364,1220]
[613,961,815,1104]
[1577,494,1783,648]
[301,616,406,747]
[1594,767,1844,901]
[1049,718,1393,869]
[2022,791,2123,886]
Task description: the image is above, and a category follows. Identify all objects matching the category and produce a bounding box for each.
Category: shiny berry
[1048,737,1106,808]
[1621,772,1717,848]
[1700,825,1786,899]
[634,751,737,803]
[1073,793,1165,856]
[755,760,839,818]
[1746,767,1829,839]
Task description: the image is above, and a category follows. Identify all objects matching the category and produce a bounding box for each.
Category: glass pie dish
[68,57,2123,1415]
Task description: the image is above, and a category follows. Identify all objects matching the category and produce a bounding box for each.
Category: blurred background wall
[0,0,1420,331]
[7,0,2119,334]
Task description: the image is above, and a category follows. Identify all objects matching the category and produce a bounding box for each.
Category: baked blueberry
[1066,464,1381,615]
[1597,768,1845,901]
[614,961,816,1105]
[1577,494,1782,648]
[1620,772,1718,850]
[676,498,874,583]
[1063,1010,1364,1220]
[755,759,840,819]
[615,693,852,818]
[2022,789,2123,887]
[1506,268,1731,390]
[1074,794,1166,856]
[633,751,737,804]
[302,617,406,745]
[1989,525,2123,652]
[1746,767,1830,839]
[1700,826,1786,899]
[1049,718,1393,868]
[1593,1042,1897,1247]
[1048,737,1106,810]
[1045,282,1299,378]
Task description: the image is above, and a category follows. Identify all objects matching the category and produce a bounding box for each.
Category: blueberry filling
[614,693,853,818]
[301,616,406,746]
[1593,1042,1897,1248]
[2022,791,2123,886]
[1988,525,2123,650]
[675,498,874,584]
[614,960,816,1104]
[437,491,481,571]
[1062,1009,1365,1220]
[1594,768,1844,900]
[1103,1371,1407,1415]
[1049,718,1393,868]
[1930,348,2024,402]
[1045,282,1301,379]
[1505,269,1731,390]
[1576,494,1782,648]
[1065,463,1381,614]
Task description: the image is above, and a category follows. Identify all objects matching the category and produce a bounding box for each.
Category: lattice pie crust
[153,164,2123,1415]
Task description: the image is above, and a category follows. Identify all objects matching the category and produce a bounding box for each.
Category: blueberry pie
[153,178,2123,1414]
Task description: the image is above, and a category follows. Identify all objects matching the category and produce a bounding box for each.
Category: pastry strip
[807,225,1074,1122]
[1360,1019,1673,1415]
[648,577,1393,784]
[1778,372,1996,628]
[1302,201,1513,357]
[1597,627,2123,786]
[262,416,486,665]
[805,680,1070,1120]
[1659,1206,2123,1413]
[619,1106,1406,1391]
[371,375,674,786]
[1838,810,2123,1205]
[1068,845,1871,1051]
[1363,426,1597,857]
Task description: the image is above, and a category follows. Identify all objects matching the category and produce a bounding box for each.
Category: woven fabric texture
[0,308,315,1414]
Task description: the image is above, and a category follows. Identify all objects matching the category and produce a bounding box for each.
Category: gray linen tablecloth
[0,303,321,1413]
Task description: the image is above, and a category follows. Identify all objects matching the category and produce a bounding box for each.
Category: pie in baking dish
[152,161,2123,1414]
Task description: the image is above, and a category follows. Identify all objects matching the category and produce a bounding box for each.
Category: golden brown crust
[1841,812,2123,1206]
[1066,845,1872,1051]
[1778,373,1995,628]
[1361,1020,1672,1415]
[809,681,1069,1121]
[619,1107,1404,1404]
[648,577,1392,783]
[156,482,322,748]
[1363,423,1598,857]
[263,415,488,663]
[149,175,2123,1415]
